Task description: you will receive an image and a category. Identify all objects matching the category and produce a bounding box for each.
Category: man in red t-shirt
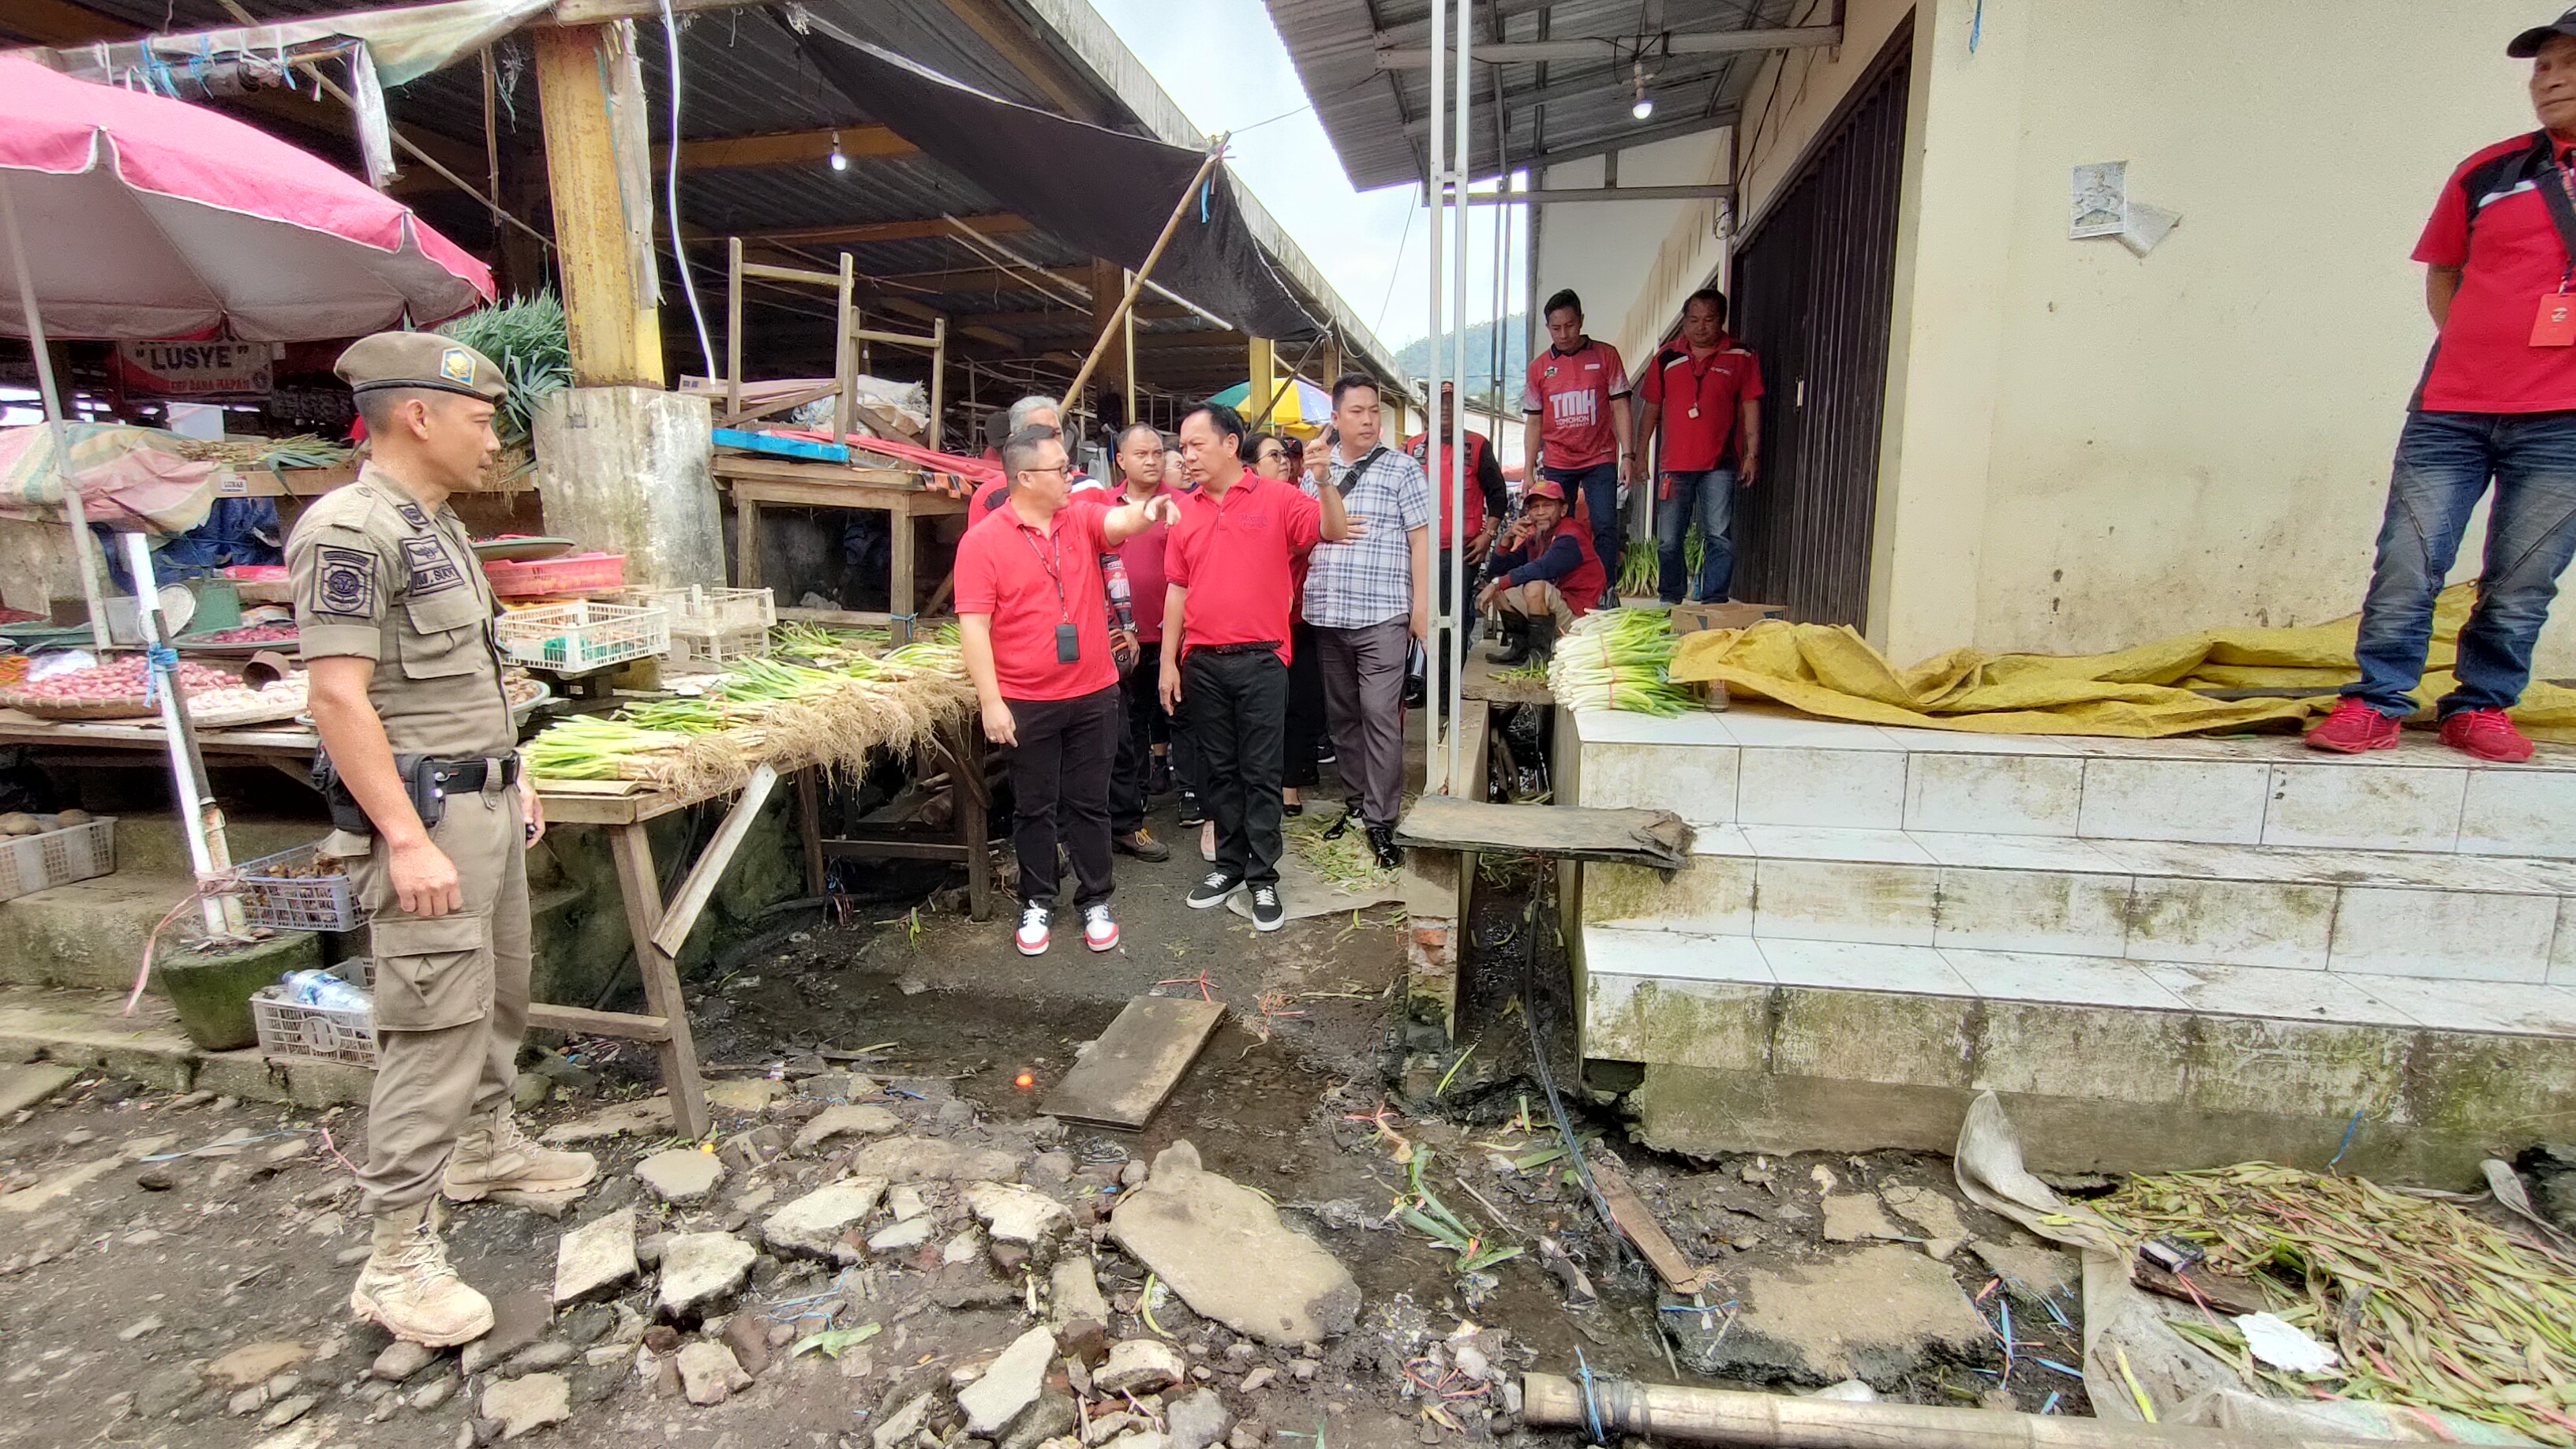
[1521,289,1634,609]
[1105,421,1181,861]
[1636,288,1764,605]
[1157,401,1354,930]
[1477,480,1604,662]
[2308,14,2576,766]
[956,426,1180,957]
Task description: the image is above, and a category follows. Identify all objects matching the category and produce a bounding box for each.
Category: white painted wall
[1532,128,1733,371]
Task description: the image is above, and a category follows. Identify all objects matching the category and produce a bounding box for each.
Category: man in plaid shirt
[1305,374,1430,870]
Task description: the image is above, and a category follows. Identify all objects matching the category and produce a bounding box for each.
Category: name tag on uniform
[2535,292,2576,347]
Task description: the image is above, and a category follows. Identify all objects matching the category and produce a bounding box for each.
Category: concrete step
[1578,825,2576,983]
[1576,923,2576,1183]
[0,868,200,991]
[1567,703,2576,858]
[0,986,370,1107]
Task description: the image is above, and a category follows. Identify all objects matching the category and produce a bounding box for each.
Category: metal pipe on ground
[1521,1374,2392,1449]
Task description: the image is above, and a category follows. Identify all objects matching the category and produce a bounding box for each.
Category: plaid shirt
[1302,444,1431,629]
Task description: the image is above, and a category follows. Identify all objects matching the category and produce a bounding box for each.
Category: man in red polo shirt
[2308,12,2576,765]
[1478,479,1604,663]
[1522,289,1635,610]
[957,425,1180,957]
[1635,288,1764,605]
[1158,401,1354,930]
[1106,421,1178,862]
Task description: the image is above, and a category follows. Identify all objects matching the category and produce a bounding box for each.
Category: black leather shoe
[1366,823,1402,871]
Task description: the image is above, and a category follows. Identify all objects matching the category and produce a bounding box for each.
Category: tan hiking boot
[441,1101,599,1202]
[349,1205,494,1346]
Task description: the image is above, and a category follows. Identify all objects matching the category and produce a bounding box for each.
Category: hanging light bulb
[828,130,849,172]
[1631,62,1655,122]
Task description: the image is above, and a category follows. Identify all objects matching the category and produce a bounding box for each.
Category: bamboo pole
[1522,1374,2391,1449]
[1058,144,1227,414]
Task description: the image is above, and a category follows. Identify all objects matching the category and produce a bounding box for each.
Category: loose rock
[868,1218,933,1252]
[794,1103,903,1154]
[968,1182,1073,1245]
[1109,1142,1358,1346]
[480,1372,571,1438]
[676,1341,751,1406]
[1050,1257,1111,1325]
[1166,1387,1231,1449]
[1878,1185,1968,1260]
[657,1232,758,1317]
[635,1149,726,1205]
[1096,1339,1188,1395]
[765,1178,889,1261]
[373,1339,440,1383]
[719,1311,773,1377]
[959,1326,1056,1435]
[461,1291,553,1376]
[556,1207,641,1305]
[842,1136,1020,1183]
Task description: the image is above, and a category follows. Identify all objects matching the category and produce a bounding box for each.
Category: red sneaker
[2305,698,2401,754]
[2439,707,2534,763]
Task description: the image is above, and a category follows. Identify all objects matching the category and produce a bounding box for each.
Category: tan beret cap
[333,331,505,402]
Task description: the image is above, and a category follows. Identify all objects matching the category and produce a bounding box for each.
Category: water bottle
[283,968,369,1013]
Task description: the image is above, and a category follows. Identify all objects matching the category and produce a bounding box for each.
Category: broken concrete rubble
[968,1180,1073,1245]
[762,1177,888,1260]
[481,1371,571,1439]
[555,1206,640,1304]
[1095,1338,1187,1395]
[794,1102,902,1153]
[634,1147,726,1204]
[958,1324,1055,1434]
[1109,1140,1359,1346]
[676,1340,751,1406]
[1666,1243,1994,1387]
[657,1232,756,1317]
[842,1134,1020,1182]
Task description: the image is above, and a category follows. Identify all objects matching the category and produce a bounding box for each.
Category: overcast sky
[1090,0,1525,354]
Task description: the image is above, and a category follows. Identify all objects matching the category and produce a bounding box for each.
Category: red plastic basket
[482,551,626,597]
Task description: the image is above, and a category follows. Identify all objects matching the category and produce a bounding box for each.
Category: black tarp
[792,17,1327,344]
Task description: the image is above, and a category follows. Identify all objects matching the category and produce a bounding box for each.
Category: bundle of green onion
[522,717,700,778]
[1616,532,1706,597]
[1546,608,1694,716]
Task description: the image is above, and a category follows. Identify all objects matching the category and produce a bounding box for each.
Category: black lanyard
[1015,520,1069,623]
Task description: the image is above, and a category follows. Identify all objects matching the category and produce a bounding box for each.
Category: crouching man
[1479,479,1607,663]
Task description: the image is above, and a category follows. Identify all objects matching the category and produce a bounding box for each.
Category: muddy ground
[0,810,2091,1449]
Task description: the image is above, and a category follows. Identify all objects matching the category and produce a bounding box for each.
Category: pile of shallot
[15,655,237,704]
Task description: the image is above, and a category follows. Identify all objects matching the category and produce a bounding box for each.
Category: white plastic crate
[618,586,774,638]
[670,624,772,669]
[249,984,378,1066]
[0,815,117,903]
[494,601,668,675]
[234,841,365,931]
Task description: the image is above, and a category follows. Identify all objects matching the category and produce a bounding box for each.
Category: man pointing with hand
[957,424,1183,958]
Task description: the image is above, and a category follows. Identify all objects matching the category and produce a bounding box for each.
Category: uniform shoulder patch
[401,535,466,595]
[313,545,380,620]
[395,500,429,529]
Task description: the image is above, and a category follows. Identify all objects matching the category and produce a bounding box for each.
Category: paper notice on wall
[2118,202,2182,257]
[2071,161,2128,238]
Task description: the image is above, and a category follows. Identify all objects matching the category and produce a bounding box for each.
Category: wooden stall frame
[724,237,948,447]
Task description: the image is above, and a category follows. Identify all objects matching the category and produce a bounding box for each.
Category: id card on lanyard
[1018,524,1080,663]
[2533,151,2576,346]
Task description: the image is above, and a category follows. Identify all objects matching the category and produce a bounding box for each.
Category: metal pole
[122,531,244,938]
[0,177,112,652]
[1424,0,1447,794]
[1445,0,1473,797]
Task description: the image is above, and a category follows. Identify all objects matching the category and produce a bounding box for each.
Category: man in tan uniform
[289,333,597,1346]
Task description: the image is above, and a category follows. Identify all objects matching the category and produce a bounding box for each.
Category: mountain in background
[1393,314,1526,404]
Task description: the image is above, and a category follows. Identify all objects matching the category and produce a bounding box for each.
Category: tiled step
[1576,923,2576,1180]
[1580,824,2576,983]
[1567,705,2576,858]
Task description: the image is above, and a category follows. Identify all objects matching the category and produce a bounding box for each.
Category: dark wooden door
[1727,20,1913,627]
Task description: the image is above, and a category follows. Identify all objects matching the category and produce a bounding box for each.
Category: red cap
[1524,479,1569,504]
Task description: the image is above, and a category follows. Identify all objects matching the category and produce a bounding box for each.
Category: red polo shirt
[1110,482,1177,642]
[1641,335,1764,472]
[1164,468,1320,665]
[953,496,1118,702]
[2415,131,2576,414]
[1521,339,1630,470]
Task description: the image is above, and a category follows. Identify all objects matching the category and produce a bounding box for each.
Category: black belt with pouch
[312,751,521,835]
[1201,641,1282,657]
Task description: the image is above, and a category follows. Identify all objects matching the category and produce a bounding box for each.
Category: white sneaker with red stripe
[1082,904,1119,953]
[1015,905,1050,956]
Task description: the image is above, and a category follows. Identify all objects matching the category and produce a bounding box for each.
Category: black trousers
[1110,641,1166,834]
[1183,647,1289,886]
[1283,620,1327,790]
[1005,684,1119,910]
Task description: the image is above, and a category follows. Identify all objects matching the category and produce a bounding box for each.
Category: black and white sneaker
[1249,883,1284,932]
[1186,871,1243,909]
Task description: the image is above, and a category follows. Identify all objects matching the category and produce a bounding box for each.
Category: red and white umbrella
[0,55,496,942]
[0,54,491,339]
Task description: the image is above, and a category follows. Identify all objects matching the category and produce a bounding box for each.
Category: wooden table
[712,455,971,621]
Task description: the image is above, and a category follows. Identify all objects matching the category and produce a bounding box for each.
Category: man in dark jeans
[1105,422,1176,861]
[957,426,1179,957]
[2308,11,2576,765]
[1521,289,1636,609]
[1159,402,1354,930]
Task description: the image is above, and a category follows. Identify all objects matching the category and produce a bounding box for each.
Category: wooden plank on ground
[1041,996,1225,1130]
[1393,795,1693,868]
[527,1003,672,1042]
[1590,1153,1717,1293]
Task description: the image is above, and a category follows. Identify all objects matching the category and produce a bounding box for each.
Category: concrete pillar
[534,388,723,589]
[533,23,664,387]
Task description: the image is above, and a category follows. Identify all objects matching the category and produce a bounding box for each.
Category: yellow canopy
[1666,583,2576,741]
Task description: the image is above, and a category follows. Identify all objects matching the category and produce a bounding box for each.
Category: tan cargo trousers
[351,780,531,1216]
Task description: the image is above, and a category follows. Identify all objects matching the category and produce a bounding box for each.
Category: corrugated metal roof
[33,0,1399,388]
[1267,0,1793,193]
